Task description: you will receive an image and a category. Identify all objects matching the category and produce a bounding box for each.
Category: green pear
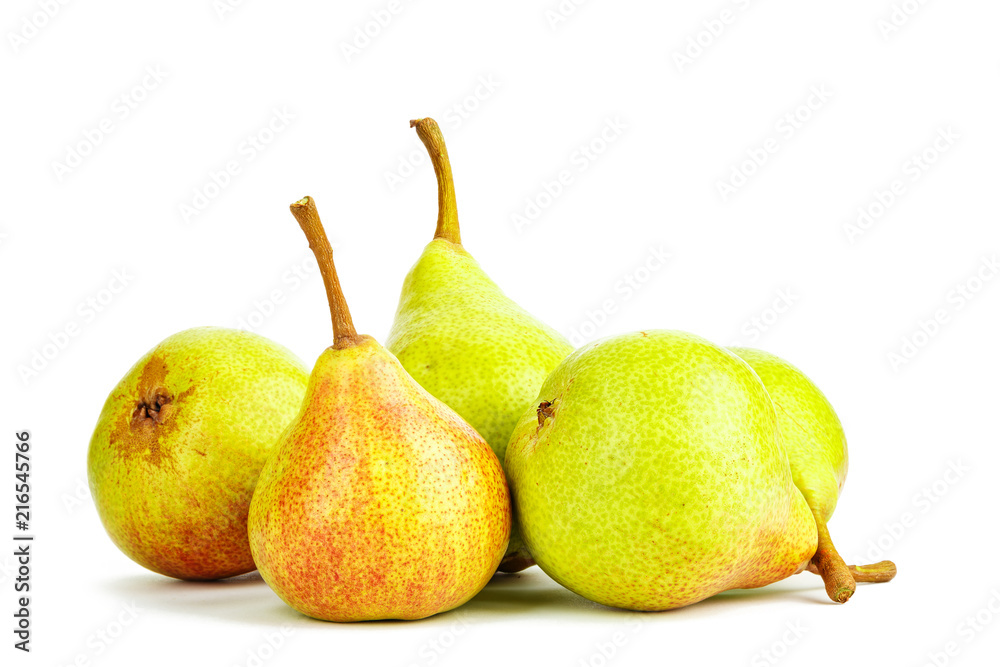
[730,347,897,601]
[87,327,308,580]
[504,330,818,611]
[248,197,510,622]
[387,118,573,572]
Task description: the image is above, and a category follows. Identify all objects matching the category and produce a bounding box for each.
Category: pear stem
[410,117,461,245]
[808,513,856,603]
[808,559,898,584]
[289,196,360,349]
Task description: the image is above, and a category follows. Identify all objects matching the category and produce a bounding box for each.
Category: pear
[248,196,510,622]
[504,330,818,611]
[87,327,309,580]
[730,347,897,602]
[387,118,573,572]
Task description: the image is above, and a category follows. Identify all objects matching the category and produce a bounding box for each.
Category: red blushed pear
[248,196,510,622]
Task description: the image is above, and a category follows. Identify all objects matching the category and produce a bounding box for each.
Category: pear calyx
[132,390,172,426]
[410,118,461,246]
[537,401,555,428]
[289,196,360,349]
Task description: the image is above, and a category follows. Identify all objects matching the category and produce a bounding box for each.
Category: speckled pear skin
[87,327,309,580]
[386,238,573,569]
[730,348,848,523]
[504,330,818,611]
[248,336,511,622]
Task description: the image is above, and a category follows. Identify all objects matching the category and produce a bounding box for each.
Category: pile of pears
[87,118,895,621]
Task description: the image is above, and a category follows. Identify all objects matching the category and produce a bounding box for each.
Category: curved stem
[809,559,898,584]
[808,512,856,603]
[289,196,360,349]
[410,118,461,245]
[848,560,897,583]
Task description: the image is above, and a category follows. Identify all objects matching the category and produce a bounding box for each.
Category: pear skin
[87,327,309,580]
[389,239,571,466]
[505,331,817,611]
[248,197,510,622]
[387,119,573,572]
[730,349,847,520]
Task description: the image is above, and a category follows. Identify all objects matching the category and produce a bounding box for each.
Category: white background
[2,1,999,665]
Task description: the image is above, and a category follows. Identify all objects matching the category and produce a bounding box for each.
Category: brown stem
[289,196,360,349]
[410,118,461,245]
[848,560,897,583]
[809,559,898,584]
[808,512,856,604]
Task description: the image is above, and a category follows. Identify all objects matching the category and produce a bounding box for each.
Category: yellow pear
[87,327,308,580]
